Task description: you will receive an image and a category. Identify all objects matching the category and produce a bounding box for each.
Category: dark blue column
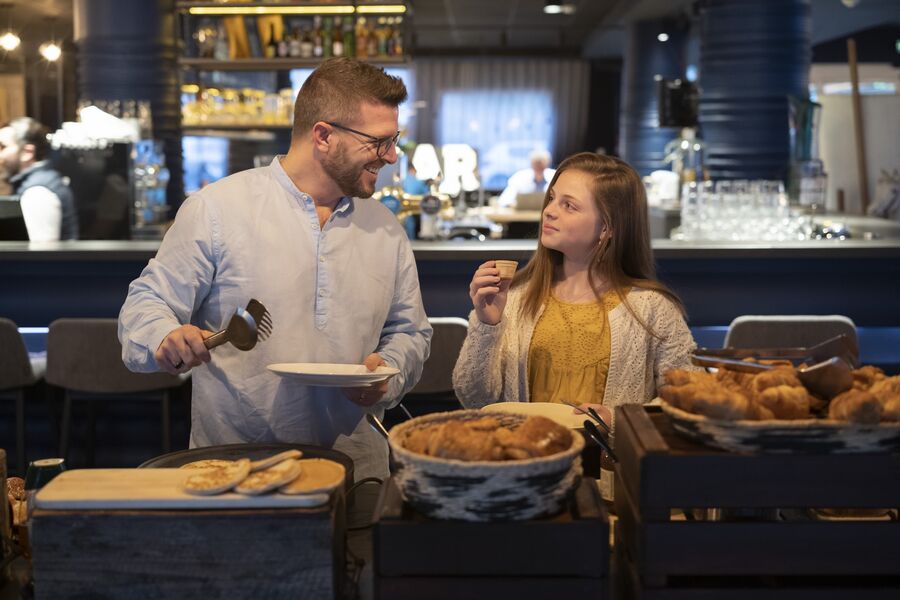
[619,19,690,176]
[698,0,811,180]
[73,0,183,209]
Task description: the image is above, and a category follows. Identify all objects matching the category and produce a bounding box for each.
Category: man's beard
[322,144,381,199]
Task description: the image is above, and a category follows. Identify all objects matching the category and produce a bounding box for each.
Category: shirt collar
[9,160,50,186]
[269,156,353,215]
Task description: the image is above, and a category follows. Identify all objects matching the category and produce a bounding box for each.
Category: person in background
[497,148,556,208]
[453,152,696,497]
[0,117,78,241]
[119,58,432,482]
[402,162,429,195]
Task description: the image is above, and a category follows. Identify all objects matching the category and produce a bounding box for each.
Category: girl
[453,153,695,492]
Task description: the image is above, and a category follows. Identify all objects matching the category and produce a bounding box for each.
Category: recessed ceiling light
[544,1,575,15]
[658,33,669,42]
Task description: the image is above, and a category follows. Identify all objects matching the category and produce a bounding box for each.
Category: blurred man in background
[497,148,555,208]
[0,117,78,241]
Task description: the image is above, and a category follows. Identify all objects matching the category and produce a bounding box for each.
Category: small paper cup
[494,260,519,280]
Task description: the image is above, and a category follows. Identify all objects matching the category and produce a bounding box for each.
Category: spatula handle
[204,328,229,350]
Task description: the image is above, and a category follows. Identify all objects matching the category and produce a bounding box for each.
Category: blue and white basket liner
[660,400,900,454]
[389,410,584,521]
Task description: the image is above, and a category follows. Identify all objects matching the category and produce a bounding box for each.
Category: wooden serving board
[35,469,330,510]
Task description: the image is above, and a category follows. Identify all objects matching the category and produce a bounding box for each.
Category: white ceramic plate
[267,363,400,387]
[482,402,585,430]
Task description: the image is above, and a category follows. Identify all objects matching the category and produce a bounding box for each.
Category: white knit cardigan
[452,286,697,420]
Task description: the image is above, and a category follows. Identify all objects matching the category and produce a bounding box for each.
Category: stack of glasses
[672,180,815,242]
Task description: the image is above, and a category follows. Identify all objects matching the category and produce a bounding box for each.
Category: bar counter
[3,239,900,334]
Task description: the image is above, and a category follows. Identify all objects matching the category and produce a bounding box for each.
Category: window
[438,90,555,190]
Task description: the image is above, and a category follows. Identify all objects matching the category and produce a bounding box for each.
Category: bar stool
[0,318,43,475]
[46,318,186,465]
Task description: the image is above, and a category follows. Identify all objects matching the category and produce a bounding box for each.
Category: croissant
[828,389,883,424]
[851,365,886,391]
[754,384,810,419]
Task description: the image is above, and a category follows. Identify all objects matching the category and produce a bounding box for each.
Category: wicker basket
[388,410,585,521]
[660,400,900,454]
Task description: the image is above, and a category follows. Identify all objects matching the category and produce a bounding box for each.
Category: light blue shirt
[118,157,432,479]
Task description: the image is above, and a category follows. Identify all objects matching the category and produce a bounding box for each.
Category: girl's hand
[469,260,511,325]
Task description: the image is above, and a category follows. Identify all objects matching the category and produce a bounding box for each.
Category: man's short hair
[4,117,51,161]
[293,57,408,135]
[529,149,551,166]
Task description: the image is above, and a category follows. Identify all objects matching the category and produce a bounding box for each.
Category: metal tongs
[694,334,859,369]
[204,298,273,351]
[691,354,854,399]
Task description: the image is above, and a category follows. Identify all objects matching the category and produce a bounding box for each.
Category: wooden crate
[374,477,609,600]
[614,405,900,599]
[31,494,346,600]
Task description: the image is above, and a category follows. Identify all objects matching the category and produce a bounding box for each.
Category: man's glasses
[325,121,400,159]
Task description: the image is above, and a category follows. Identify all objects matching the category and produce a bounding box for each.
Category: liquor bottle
[312,16,323,58]
[342,17,355,58]
[366,19,378,58]
[322,17,333,58]
[376,18,388,56]
[386,18,397,56]
[355,17,368,59]
[265,23,278,59]
[392,17,404,57]
[214,20,229,60]
[384,18,395,56]
[332,17,344,57]
[277,31,289,58]
[300,26,313,58]
[289,27,301,57]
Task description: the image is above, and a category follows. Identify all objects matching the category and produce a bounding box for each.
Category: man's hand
[155,325,214,375]
[343,353,389,407]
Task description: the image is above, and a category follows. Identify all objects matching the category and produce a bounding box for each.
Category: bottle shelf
[179,56,408,71]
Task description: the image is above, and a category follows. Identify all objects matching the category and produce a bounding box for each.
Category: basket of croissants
[388,410,584,521]
[659,362,900,453]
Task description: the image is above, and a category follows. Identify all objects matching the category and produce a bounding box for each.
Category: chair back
[724,315,859,362]
[410,317,469,395]
[46,318,183,393]
[0,318,36,390]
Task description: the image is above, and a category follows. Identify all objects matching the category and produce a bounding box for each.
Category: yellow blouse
[527,292,622,406]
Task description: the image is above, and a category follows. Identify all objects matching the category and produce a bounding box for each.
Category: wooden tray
[613,405,900,597]
[374,477,609,599]
[35,469,329,510]
[660,399,900,453]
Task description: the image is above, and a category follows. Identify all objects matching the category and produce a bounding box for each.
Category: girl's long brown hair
[512,152,685,336]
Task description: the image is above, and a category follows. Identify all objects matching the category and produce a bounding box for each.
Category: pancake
[235,459,302,496]
[179,459,235,470]
[279,459,345,495]
[250,449,303,472]
[181,458,251,495]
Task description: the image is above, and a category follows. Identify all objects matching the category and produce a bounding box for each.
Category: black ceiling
[0,0,897,54]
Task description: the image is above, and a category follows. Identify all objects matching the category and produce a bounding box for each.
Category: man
[119,58,432,481]
[497,149,556,208]
[0,117,78,241]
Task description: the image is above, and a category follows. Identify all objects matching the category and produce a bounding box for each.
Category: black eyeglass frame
[324,121,400,158]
